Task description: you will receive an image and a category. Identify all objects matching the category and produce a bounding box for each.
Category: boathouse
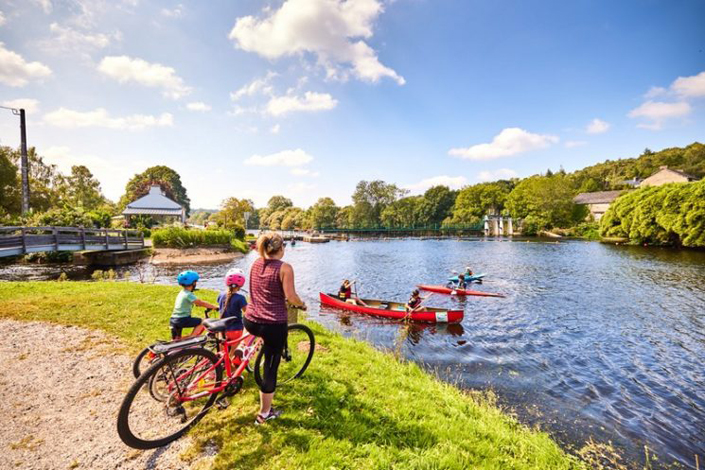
[122,185,185,225]
[573,190,624,221]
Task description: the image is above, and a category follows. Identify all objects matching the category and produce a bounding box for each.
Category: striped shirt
[246,258,288,324]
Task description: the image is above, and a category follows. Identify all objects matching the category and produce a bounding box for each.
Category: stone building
[573,190,624,221]
[639,166,697,187]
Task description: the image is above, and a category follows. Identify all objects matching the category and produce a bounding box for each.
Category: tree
[213,197,254,231]
[119,166,191,214]
[310,197,339,229]
[420,185,457,226]
[0,148,19,216]
[351,180,407,227]
[64,165,106,209]
[380,196,424,227]
[267,195,293,212]
[505,174,578,233]
[451,182,511,225]
[336,206,353,228]
[5,146,65,213]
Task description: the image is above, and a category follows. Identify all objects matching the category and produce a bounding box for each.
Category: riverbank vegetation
[152,226,249,254]
[0,281,584,470]
[600,180,705,247]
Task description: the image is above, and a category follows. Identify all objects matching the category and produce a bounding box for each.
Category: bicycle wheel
[117,347,222,449]
[254,323,315,387]
[132,345,159,378]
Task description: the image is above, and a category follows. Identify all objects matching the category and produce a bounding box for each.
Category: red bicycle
[117,315,315,449]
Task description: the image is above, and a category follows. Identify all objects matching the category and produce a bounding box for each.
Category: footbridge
[0,226,145,258]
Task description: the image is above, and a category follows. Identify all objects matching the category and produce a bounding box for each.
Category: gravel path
[0,319,205,470]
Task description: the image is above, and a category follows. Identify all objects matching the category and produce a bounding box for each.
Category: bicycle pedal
[216,397,230,410]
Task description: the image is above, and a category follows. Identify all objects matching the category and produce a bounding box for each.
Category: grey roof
[126,185,182,210]
[123,208,183,216]
[574,190,625,204]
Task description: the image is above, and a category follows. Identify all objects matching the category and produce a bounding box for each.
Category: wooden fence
[0,226,145,258]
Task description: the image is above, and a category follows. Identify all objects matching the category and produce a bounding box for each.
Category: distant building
[573,190,625,221]
[619,177,642,187]
[122,185,185,225]
[639,166,697,187]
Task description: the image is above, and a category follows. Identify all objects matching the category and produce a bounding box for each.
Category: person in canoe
[338,279,367,306]
[405,289,427,313]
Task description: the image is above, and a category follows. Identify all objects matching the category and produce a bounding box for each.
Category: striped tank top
[246,258,288,324]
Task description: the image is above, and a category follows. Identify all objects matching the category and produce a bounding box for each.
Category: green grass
[152,226,236,248]
[0,282,583,470]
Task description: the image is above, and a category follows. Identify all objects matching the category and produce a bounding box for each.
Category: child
[218,268,247,343]
[405,289,424,313]
[457,273,468,290]
[170,270,219,339]
[338,279,353,301]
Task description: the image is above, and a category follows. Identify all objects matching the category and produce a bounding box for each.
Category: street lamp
[0,106,30,214]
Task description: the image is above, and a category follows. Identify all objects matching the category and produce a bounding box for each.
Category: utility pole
[1,105,30,214]
[20,109,30,214]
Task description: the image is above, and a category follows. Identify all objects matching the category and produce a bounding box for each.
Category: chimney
[149,185,162,195]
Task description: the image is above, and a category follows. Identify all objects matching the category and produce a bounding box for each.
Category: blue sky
[1,0,703,209]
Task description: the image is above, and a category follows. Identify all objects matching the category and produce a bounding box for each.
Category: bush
[30,206,111,228]
[151,226,235,248]
[600,180,705,247]
[230,238,250,254]
[568,222,601,240]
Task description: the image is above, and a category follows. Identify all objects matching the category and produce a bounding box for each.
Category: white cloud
[628,101,691,130]
[98,56,191,99]
[230,72,277,101]
[42,145,151,201]
[229,0,405,85]
[449,128,558,161]
[45,23,115,54]
[0,11,6,26]
[244,149,313,167]
[270,124,281,134]
[586,118,610,134]
[44,107,173,130]
[477,169,518,182]
[291,168,320,177]
[33,0,53,14]
[161,4,184,18]
[405,175,467,192]
[265,91,337,116]
[672,71,705,98]
[565,140,587,148]
[644,86,667,99]
[186,101,211,112]
[1,98,40,114]
[0,42,52,87]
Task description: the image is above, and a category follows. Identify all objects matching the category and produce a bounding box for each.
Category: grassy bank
[0,282,583,470]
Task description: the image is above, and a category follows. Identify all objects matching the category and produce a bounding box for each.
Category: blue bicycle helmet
[177,270,200,286]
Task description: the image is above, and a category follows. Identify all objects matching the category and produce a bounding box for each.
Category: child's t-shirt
[217,292,247,331]
[172,289,197,318]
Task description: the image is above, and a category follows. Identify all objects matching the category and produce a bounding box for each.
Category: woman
[244,232,306,425]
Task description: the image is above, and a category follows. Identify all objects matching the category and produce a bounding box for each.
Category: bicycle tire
[254,323,315,387]
[132,345,158,379]
[117,347,222,449]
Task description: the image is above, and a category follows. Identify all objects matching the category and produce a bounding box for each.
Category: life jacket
[338,285,351,300]
[408,296,421,309]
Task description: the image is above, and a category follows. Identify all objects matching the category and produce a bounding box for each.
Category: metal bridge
[316,223,485,235]
[0,226,145,258]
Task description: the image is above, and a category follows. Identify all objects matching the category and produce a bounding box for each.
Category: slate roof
[126,185,182,210]
[573,190,625,204]
[122,208,183,215]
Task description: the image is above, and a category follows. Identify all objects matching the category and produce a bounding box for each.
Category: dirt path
[150,247,244,265]
[0,319,206,470]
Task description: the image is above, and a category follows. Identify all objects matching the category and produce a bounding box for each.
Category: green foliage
[0,282,583,470]
[380,196,425,227]
[310,197,339,229]
[451,182,513,225]
[119,165,190,215]
[600,181,705,247]
[151,226,235,248]
[567,222,601,240]
[0,148,19,215]
[421,185,457,225]
[352,180,408,227]
[188,209,216,226]
[63,165,107,209]
[213,197,254,230]
[230,238,250,254]
[506,174,579,234]
[30,206,111,228]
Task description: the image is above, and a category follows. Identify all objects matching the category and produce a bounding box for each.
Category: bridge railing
[0,226,145,257]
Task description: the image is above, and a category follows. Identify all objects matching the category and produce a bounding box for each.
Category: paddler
[338,279,353,302]
[405,289,426,313]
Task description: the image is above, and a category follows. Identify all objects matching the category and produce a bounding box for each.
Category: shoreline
[0,281,585,470]
[150,246,245,265]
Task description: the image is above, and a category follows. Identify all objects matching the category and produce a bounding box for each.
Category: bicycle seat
[202,317,239,333]
[152,335,207,354]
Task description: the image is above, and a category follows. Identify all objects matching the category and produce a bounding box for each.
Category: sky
[0,0,704,210]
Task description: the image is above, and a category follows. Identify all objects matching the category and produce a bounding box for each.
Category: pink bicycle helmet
[225,271,246,287]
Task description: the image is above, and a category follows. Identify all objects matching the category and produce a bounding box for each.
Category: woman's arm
[280,263,305,308]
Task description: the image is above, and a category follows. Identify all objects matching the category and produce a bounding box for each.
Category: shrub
[230,238,250,254]
[151,226,234,248]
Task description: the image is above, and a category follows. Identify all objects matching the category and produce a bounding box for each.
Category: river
[1,238,704,468]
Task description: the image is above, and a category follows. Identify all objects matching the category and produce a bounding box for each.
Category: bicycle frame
[165,331,262,402]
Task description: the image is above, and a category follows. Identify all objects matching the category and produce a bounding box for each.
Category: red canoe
[417,284,505,298]
[319,292,464,324]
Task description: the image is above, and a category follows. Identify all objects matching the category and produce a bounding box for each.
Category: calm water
[2,239,704,468]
